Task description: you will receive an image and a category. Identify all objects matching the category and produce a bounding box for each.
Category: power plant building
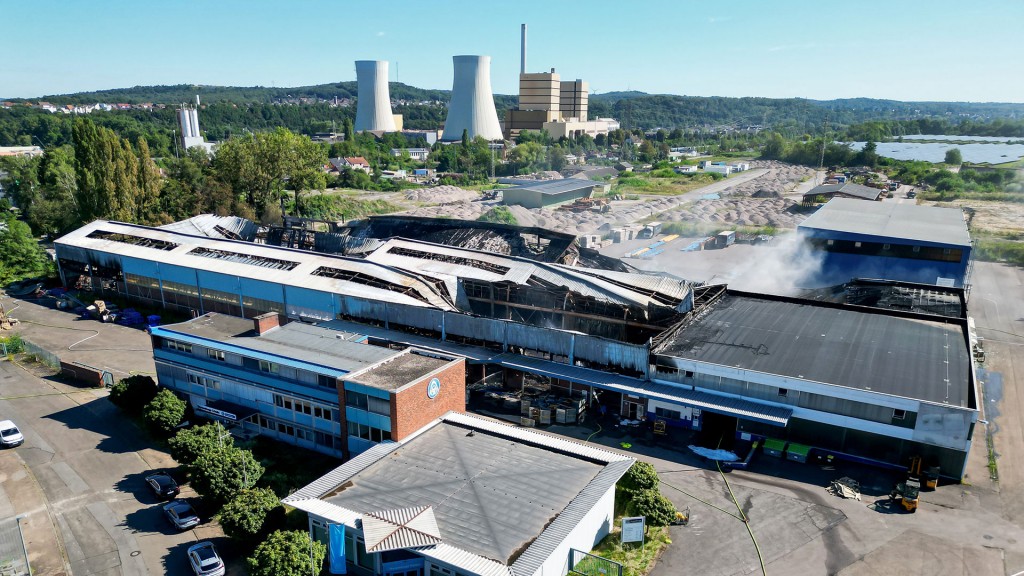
[354,60,399,133]
[441,55,504,142]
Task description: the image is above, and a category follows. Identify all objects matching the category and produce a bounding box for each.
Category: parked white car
[0,420,24,447]
[187,541,226,576]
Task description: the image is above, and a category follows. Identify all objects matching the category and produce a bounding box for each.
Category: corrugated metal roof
[442,412,631,463]
[362,506,442,553]
[364,238,687,310]
[802,182,882,201]
[798,198,971,247]
[494,353,792,426]
[159,214,259,240]
[510,459,633,576]
[55,220,455,310]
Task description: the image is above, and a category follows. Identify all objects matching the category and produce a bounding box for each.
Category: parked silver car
[0,420,24,448]
[162,500,200,530]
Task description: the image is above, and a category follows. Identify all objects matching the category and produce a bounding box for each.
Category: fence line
[22,339,61,369]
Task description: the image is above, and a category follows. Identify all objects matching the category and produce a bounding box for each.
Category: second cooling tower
[354,60,397,132]
[442,55,503,141]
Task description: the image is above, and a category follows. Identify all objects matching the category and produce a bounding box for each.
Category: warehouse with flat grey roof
[501,178,607,209]
[798,198,972,287]
[652,290,978,477]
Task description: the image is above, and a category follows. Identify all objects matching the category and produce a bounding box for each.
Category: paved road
[0,359,213,576]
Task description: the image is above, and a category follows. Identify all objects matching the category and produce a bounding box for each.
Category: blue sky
[4,0,1023,102]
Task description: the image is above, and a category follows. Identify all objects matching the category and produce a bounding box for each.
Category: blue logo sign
[427,377,441,399]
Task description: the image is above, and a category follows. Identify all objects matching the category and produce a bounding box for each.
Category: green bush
[220,487,281,540]
[169,422,233,465]
[619,461,660,493]
[631,488,677,527]
[142,389,187,435]
[247,530,326,576]
[0,334,25,354]
[190,446,264,505]
[108,375,158,414]
[477,206,518,225]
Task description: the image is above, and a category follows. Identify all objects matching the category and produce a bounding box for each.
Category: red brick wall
[391,358,466,441]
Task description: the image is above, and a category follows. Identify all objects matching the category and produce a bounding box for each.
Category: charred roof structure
[799,278,966,319]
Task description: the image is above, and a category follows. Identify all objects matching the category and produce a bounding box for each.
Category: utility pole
[817,115,830,185]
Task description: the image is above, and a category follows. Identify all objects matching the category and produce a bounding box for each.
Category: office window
[345,391,368,410]
[314,407,333,421]
[778,388,789,397]
[367,396,391,416]
[259,360,279,374]
[167,340,192,353]
[207,349,226,361]
[317,374,338,389]
[684,371,694,379]
[893,409,907,420]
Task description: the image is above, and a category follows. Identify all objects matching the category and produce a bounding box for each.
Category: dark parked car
[145,473,180,499]
[163,500,200,530]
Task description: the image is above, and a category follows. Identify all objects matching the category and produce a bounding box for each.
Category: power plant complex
[348,24,615,143]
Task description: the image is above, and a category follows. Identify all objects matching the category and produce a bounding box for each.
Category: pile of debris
[827,477,862,501]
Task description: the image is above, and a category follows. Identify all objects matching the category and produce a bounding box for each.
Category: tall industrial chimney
[521,24,527,75]
[442,55,503,141]
[354,60,397,132]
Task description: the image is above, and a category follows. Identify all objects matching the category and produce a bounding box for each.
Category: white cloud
[376,31,386,37]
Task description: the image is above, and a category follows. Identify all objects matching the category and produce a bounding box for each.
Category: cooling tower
[354,60,397,132]
[441,55,503,141]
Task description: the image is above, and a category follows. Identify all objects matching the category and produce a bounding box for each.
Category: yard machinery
[890,477,921,512]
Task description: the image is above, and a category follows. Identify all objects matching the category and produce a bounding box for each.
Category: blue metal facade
[799,228,972,287]
[151,325,350,457]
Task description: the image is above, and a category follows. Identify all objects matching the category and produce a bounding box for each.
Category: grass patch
[585,487,673,576]
[918,190,1024,203]
[986,425,999,481]
[614,172,720,196]
[974,238,1024,266]
[297,194,403,221]
[656,220,782,238]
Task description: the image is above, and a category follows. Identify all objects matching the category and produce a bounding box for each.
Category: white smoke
[727,233,826,296]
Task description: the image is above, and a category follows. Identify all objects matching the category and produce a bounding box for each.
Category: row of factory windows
[810,239,964,263]
[125,274,284,318]
[653,363,915,428]
[162,337,338,390]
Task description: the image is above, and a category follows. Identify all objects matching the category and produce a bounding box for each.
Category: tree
[760,132,786,160]
[142,389,187,435]
[108,375,158,415]
[213,128,327,217]
[944,148,963,166]
[619,461,659,493]
[219,487,281,540]
[247,530,326,576]
[0,214,54,285]
[190,446,264,505]
[631,488,677,527]
[168,421,233,465]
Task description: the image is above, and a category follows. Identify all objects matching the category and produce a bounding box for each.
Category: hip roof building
[442,56,503,142]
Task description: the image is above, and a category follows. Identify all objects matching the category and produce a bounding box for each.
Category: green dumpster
[763,438,787,458]
[785,443,811,463]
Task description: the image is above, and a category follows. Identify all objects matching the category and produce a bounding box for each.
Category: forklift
[889,477,921,512]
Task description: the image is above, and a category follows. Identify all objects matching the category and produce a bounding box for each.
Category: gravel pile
[403,185,478,203]
[665,197,805,228]
[722,161,815,198]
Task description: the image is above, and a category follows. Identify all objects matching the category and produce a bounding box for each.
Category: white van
[0,420,24,447]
